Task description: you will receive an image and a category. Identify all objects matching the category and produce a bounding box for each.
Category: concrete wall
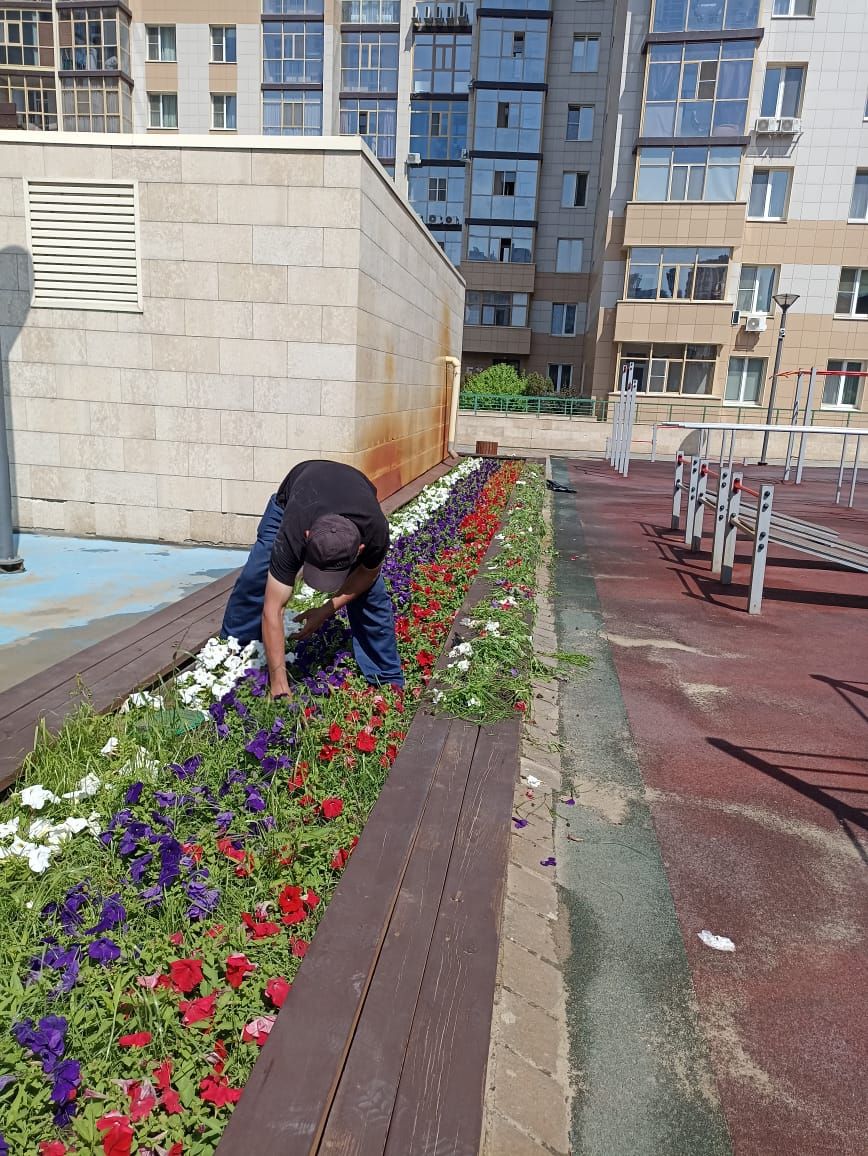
[0,134,464,545]
[456,411,860,467]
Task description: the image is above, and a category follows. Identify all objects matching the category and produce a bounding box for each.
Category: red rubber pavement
[562,458,867,1156]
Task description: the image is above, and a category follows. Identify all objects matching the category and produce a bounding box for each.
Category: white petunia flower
[62,773,101,801]
[455,659,470,673]
[20,785,60,811]
[100,737,119,757]
[26,844,56,873]
[120,690,164,713]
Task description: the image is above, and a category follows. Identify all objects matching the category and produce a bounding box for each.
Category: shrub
[463,363,525,396]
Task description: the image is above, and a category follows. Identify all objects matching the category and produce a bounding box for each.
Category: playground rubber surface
[555,458,867,1156]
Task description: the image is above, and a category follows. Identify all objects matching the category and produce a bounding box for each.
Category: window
[1,74,58,131]
[409,166,465,224]
[263,0,324,12]
[470,157,538,220]
[263,22,324,84]
[340,99,397,159]
[748,169,791,219]
[148,92,178,129]
[341,0,400,20]
[430,229,462,265]
[772,0,814,15]
[341,32,398,92]
[58,6,131,74]
[465,291,529,327]
[412,33,471,94]
[556,239,583,273]
[626,247,729,301]
[0,9,55,68]
[410,100,467,160]
[551,304,577,336]
[211,93,237,130]
[561,171,589,208]
[61,77,131,132]
[571,35,599,73]
[25,179,140,312]
[823,361,863,408]
[566,105,594,142]
[477,16,548,84]
[548,364,573,392]
[146,25,176,62]
[635,145,740,201]
[737,266,777,314]
[760,65,805,118]
[262,90,322,135]
[617,343,717,395]
[652,0,760,33]
[211,26,237,64]
[473,88,543,152]
[643,40,755,139]
[835,269,868,318]
[849,172,868,221]
[466,224,534,263]
[725,356,765,404]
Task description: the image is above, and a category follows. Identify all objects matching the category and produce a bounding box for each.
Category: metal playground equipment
[671,455,868,614]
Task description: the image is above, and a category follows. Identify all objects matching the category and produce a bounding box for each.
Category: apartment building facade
[1,0,866,417]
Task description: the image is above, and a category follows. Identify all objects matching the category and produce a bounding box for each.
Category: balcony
[613,299,736,346]
[413,2,474,29]
[462,261,535,293]
[623,201,747,248]
[463,325,531,356]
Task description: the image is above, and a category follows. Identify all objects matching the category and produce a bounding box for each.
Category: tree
[462,363,525,396]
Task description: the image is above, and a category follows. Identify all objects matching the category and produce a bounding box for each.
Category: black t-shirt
[269,460,389,586]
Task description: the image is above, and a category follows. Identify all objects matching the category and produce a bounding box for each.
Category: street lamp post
[758,291,800,466]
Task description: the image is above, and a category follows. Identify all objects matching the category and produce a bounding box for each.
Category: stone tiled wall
[0,135,464,545]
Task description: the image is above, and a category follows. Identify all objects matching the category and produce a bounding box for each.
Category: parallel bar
[748,484,774,614]
[711,466,731,576]
[690,460,709,552]
[721,472,742,585]
[684,457,700,548]
[671,453,684,530]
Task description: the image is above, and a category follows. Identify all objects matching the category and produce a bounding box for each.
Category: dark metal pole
[758,303,791,466]
[1,343,23,572]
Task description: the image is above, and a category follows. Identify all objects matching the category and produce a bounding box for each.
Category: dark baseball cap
[303,514,361,593]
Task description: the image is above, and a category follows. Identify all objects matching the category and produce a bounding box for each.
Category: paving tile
[509,831,558,881]
[503,897,559,965]
[506,862,557,914]
[492,1045,570,1153]
[482,1108,560,1156]
[494,986,562,1075]
[520,755,562,791]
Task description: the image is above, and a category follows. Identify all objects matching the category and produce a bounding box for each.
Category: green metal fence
[459,393,605,419]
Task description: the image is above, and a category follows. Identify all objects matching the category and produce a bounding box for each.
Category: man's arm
[262,572,296,698]
[294,563,382,640]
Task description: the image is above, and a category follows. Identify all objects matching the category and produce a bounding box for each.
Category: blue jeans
[221,494,404,687]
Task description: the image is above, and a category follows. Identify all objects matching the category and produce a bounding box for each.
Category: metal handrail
[458,393,605,419]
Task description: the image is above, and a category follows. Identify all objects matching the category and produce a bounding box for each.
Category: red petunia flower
[205,924,225,939]
[168,932,184,947]
[96,1113,134,1156]
[168,1146,183,1156]
[355,730,376,754]
[242,911,282,939]
[290,938,309,959]
[168,958,203,994]
[330,847,349,870]
[514,701,527,713]
[182,842,203,864]
[199,1074,242,1108]
[328,722,343,742]
[225,953,257,989]
[241,1014,275,1047]
[118,1032,152,1048]
[127,1081,157,1123]
[265,976,291,1008]
[39,1143,66,1156]
[415,649,436,668]
[321,797,344,820]
[317,743,338,763]
[153,1060,183,1115]
[179,991,217,1026]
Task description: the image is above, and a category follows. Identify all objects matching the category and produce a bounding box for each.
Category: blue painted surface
[0,533,248,646]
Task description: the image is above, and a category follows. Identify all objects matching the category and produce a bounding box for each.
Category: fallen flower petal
[241,1014,275,1046]
[118,1032,152,1048]
[265,976,291,1008]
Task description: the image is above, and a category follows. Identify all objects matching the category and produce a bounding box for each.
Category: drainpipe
[0,384,22,572]
[438,355,462,458]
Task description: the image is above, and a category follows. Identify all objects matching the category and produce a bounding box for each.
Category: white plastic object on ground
[697,930,736,952]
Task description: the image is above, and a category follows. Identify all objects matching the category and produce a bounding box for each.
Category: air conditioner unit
[427,214,438,223]
[745,312,767,332]
[445,215,456,223]
[406,151,422,165]
[778,116,801,134]
[755,116,780,134]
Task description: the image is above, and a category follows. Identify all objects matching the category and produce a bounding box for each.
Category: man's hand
[294,603,333,641]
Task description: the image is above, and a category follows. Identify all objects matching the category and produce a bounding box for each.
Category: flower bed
[0,457,526,1156]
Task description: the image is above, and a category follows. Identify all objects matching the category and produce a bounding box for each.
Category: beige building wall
[0,134,463,545]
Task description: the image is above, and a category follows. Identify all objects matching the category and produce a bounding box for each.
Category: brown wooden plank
[383,719,521,1156]
[317,719,481,1155]
[215,708,455,1156]
[0,570,239,723]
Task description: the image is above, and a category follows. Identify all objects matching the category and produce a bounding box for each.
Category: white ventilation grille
[25,180,142,313]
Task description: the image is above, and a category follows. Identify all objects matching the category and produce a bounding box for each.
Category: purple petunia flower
[50,1058,80,1106]
[512,817,529,829]
[154,790,178,808]
[0,1131,8,1156]
[540,857,557,867]
[215,811,234,832]
[243,786,266,813]
[245,731,269,760]
[156,837,183,889]
[140,884,162,905]
[125,781,144,806]
[216,722,230,739]
[209,702,226,724]
[171,754,203,779]
[83,895,126,936]
[129,851,153,883]
[88,938,121,965]
[186,879,220,920]
[13,1015,67,1073]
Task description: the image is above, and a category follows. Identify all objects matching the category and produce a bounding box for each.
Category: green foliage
[523,371,555,396]
[463,363,526,396]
